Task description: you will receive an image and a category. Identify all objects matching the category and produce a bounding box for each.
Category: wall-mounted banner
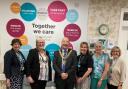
[1,0,89,62]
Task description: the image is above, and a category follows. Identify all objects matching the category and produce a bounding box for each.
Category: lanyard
[78,55,84,68]
[16,52,25,71]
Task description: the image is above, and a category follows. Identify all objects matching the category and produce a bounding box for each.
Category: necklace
[39,52,48,63]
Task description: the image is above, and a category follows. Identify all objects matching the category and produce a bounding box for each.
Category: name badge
[78,64,81,68]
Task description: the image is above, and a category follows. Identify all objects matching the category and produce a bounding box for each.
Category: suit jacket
[53,49,77,83]
[4,49,26,79]
[26,48,52,81]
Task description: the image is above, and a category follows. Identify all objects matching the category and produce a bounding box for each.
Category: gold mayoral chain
[59,49,72,61]
[59,49,72,72]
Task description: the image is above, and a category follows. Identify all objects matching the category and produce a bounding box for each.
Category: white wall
[118,8,128,89]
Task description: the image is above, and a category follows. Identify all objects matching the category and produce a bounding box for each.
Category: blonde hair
[36,36,44,42]
[36,36,45,46]
[110,46,121,57]
[95,41,103,48]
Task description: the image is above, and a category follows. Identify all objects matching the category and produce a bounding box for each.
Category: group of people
[3,37,126,89]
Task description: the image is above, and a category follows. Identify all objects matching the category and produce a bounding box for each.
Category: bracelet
[100,78,103,81]
[118,84,122,86]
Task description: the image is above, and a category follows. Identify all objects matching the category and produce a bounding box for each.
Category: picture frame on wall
[89,38,108,50]
[98,39,108,49]
[121,8,128,28]
[123,12,128,21]
[89,38,97,49]
[107,39,115,50]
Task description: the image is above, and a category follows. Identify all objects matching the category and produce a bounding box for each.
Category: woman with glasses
[26,36,52,89]
[107,46,126,89]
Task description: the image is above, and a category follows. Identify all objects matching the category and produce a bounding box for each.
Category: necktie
[63,49,67,57]
[62,49,67,72]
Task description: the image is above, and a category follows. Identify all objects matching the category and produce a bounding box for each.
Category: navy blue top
[4,49,26,79]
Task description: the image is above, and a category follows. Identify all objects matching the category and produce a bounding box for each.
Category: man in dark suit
[53,37,77,89]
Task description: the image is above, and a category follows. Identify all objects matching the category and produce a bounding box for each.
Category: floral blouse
[91,53,109,79]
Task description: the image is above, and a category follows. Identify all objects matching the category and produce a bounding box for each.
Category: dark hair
[11,39,22,46]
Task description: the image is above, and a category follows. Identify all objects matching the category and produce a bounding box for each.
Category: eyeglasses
[37,42,44,44]
[112,51,119,52]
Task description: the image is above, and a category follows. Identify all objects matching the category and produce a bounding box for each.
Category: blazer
[53,49,77,83]
[26,48,52,81]
[4,48,26,79]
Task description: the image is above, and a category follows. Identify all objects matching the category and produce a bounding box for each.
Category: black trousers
[30,80,47,89]
[55,79,75,89]
[107,83,118,89]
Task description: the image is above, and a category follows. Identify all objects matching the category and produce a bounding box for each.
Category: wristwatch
[118,83,122,86]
